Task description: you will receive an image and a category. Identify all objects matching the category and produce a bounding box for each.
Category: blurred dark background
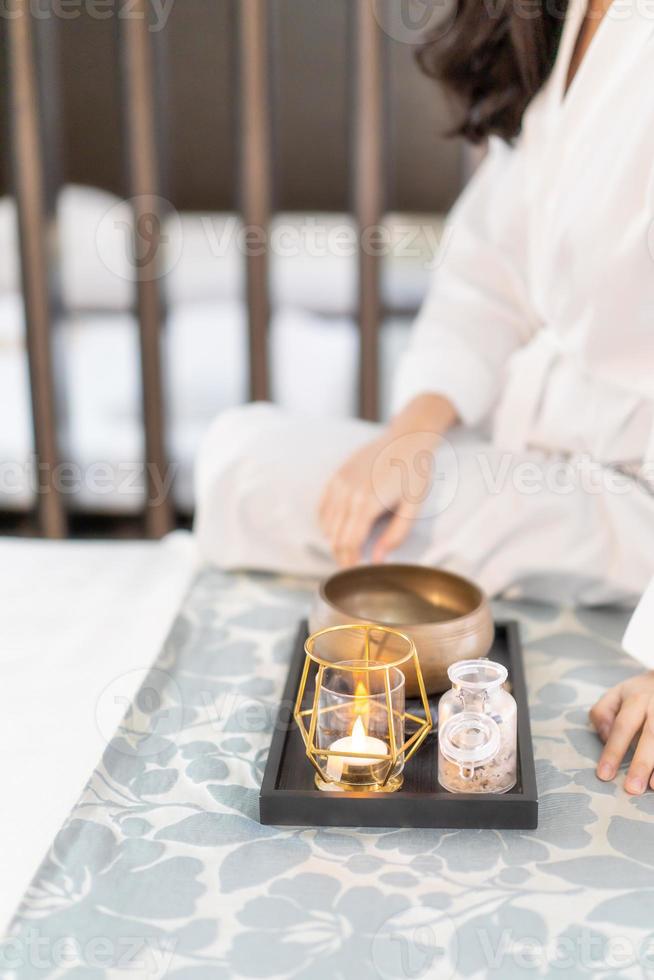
[0,0,461,212]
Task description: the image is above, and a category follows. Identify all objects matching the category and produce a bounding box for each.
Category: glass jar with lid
[438,659,517,794]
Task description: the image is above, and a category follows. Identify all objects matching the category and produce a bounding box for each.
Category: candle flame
[354,680,368,712]
[351,715,367,748]
[353,679,370,736]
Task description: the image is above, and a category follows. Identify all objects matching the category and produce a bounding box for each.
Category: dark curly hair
[416,0,569,143]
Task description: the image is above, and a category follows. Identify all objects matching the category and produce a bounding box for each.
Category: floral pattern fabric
[3,570,654,979]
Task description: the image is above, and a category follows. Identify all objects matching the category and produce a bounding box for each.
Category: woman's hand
[590,672,654,794]
[318,394,457,568]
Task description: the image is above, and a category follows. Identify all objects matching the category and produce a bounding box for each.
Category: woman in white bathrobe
[196,0,654,792]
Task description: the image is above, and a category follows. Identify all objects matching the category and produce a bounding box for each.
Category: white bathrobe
[195,0,654,652]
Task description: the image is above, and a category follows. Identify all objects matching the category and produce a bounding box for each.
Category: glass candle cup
[294,624,432,793]
[438,658,517,794]
[317,661,405,791]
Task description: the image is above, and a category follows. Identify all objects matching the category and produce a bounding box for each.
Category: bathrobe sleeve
[392,136,539,426]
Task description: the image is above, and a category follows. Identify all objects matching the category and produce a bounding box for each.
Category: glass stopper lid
[439,712,501,771]
[447,659,508,692]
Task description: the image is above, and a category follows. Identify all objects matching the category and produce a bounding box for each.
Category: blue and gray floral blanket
[3,569,654,979]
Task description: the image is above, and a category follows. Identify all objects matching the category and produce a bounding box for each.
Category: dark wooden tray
[260,620,538,829]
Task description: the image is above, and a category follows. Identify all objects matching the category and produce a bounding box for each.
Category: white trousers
[194,403,654,605]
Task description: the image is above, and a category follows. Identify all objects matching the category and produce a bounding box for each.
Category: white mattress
[0,187,444,315]
[0,531,197,935]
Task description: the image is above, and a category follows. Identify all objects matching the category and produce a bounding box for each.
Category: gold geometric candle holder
[294,623,432,793]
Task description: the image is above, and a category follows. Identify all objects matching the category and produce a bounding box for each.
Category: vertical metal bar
[119,0,173,537]
[239,0,271,402]
[354,0,384,421]
[6,1,67,537]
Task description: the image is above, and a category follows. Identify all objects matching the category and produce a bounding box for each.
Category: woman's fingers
[318,479,340,536]
[319,472,383,567]
[333,494,379,568]
[625,708,654,795]
[319,478,346,540]
[371,501,416,563]
[597,697,647,781]
[589,686,623,743]
[591,679,654,790]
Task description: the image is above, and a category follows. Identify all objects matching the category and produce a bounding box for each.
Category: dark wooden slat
[119,0,173,537]
[354,0,384,421]
[6,1,66,538]
[239,0,271,402]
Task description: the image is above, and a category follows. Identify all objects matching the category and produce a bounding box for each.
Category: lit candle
[326,715,388,783]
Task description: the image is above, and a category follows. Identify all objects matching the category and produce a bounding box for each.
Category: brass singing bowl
[309,564,494,697]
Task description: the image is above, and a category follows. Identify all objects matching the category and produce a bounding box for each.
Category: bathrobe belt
[492,330,654,466]
[492,330,560,455]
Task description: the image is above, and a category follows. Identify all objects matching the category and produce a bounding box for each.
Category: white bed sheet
[0,531,197,935]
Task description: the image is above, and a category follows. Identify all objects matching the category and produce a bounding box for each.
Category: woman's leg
[421,441,654,604]
[194,403,380,576]
[195,403,654,601]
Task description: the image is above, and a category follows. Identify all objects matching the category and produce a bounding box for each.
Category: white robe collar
[546,0,654,120]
